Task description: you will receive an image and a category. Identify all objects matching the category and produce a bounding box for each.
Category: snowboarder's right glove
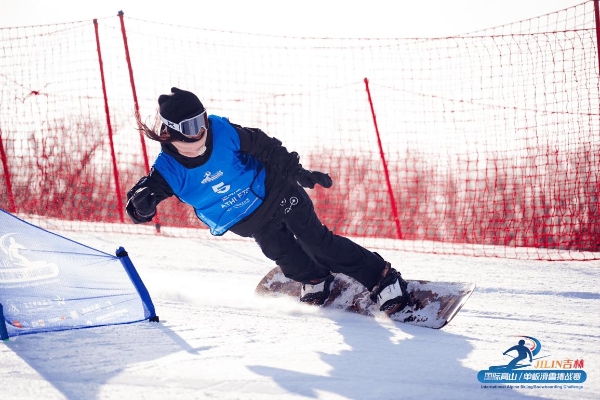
[293,168,333,189]
[126,187,158,223]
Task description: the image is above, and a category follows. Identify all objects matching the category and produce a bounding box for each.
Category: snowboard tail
[255,266,475,329]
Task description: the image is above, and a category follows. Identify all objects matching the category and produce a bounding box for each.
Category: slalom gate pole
[0,303,9,341]
[115,247,159,322]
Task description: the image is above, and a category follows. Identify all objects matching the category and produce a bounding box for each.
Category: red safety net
[1,2,599,260]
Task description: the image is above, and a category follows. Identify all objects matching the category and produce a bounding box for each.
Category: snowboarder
[126,87,410,313]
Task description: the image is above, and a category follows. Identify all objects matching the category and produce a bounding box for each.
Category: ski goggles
[160,110,208,138]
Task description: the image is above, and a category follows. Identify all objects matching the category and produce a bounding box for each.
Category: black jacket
[126,119,303,237]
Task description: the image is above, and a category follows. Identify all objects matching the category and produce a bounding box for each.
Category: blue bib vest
[153,115,266,236]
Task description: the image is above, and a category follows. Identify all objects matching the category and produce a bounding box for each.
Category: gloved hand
[293,169,333,189]
[126,187,158,223]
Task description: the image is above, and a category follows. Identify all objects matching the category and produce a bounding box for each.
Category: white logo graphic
[0,234,59,284]
[281,196,299,214]
[212,182,231,194]
[201,170,224,184]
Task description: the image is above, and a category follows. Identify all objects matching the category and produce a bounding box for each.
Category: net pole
[118,11,162,232]
[363,78,403,240]
[118,11,150,174]
[0,128,15,213]
[93,19,125,222]
[595,1,600,79]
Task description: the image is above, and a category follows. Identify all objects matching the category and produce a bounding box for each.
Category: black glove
[126,187,158,223]
[293,169,333,189]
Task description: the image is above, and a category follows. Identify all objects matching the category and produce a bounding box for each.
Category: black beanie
[158,87,206,142]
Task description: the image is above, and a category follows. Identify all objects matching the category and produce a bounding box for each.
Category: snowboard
[255,266,476,329]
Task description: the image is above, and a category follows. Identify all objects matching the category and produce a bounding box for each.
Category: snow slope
[1,229,598,400]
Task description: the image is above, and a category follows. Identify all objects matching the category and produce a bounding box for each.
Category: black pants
[252,185,386,290]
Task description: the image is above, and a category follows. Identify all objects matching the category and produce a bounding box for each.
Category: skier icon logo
[487,335,544,371]
[503,339,534,369]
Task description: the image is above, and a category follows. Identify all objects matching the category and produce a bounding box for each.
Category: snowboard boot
[300,274,334,305]
[369,262,412,315]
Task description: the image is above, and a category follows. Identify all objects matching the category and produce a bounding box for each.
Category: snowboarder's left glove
[293,169,333,189]
[126,187,158,223]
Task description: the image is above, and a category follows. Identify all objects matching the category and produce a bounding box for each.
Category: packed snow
[1,228,598,400]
